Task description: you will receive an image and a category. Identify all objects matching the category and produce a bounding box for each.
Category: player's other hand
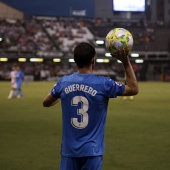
[111,48,129,64]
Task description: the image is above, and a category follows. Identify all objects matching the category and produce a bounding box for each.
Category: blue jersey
[51,72,125,157]
[16,70,24,88]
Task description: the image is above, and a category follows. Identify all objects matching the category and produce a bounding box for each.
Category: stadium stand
[0,16,170,81]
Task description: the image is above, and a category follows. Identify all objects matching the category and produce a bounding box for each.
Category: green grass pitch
[0,81,170,170]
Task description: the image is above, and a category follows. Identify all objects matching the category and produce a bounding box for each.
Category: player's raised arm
[43,93,60,107]
[111,49,139,96]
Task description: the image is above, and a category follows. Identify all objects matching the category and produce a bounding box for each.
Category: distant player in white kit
[8,66,18,99]
[43,42,139,170]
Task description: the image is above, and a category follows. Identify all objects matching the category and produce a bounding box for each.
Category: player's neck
[78,66,93,74]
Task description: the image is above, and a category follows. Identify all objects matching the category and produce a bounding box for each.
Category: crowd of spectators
[0,18,54,51]
[40,17,94,52]
[0,17,170,81]
[0,17,96,53]
[131,21,156,51]
[0,17,170,52]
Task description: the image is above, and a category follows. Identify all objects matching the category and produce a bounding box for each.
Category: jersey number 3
[71,96,89,129]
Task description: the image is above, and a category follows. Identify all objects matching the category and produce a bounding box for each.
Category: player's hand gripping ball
[105,28,133,54]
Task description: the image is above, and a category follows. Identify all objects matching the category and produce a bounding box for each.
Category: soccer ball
[105,28,133,54]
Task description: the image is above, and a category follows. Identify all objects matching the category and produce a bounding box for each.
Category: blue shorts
[60,155,103,170]
[17,81,22,89]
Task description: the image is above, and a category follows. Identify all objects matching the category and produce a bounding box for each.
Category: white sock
[8,90,14,98]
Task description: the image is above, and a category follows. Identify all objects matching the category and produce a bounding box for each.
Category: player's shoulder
[59,74,73,82]
[54,74,74,86]
[93,75,114,83]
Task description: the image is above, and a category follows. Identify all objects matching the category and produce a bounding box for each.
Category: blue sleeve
[22,71,25,76]
[50,79,62,98]
[105,78,125,98]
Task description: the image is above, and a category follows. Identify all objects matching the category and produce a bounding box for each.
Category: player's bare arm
[111,49,139,96]
[43,93,60,107]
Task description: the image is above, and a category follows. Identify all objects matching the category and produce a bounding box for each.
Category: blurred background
[0,0,170,82]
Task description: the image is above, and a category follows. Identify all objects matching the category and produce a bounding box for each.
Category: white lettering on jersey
[115,81,123,86]
[65,84,97,96]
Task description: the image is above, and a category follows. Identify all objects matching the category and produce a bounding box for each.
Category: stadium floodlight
[96,40,104,45]
[105,53,112,57]
[96,59,110,63]
[68,59,75,62]
[53,58,61,62]
[135,59,144,63]
[30,58,43,62]
[130,53,139,57]
[18,58,27,62]
[0,58,8,62]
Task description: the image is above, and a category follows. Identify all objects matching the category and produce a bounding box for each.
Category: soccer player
[43,42,138,170]
[16,65,25,98]
[8,65,18,99]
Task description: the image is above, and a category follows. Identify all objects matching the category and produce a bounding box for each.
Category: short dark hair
[74,42,96,68]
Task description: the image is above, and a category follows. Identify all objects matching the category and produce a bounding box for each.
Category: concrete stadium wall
[1,0,95,18]
[0,2,23,19]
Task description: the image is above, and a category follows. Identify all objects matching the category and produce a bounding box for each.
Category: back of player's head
[74,42,96,68]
